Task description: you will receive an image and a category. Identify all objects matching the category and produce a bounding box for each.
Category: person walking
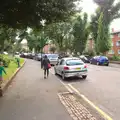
[41,55,51,79]
[15,56,20,68]
[0,62,7,88]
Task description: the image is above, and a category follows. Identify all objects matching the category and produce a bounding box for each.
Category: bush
[113,55,120,61]
[109,55,120,61]
[0,54,11,67]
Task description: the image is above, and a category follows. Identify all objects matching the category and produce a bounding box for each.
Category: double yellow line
[60,81,113,120]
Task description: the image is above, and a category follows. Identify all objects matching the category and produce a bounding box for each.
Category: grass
[3,58,25,81]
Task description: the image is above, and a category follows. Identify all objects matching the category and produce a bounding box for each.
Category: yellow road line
[68,84,113,120]
[59,80,73,93]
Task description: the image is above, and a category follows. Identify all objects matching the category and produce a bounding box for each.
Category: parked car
[34,53,45,61]
[80,55,91,63]
[20,53,28,58]
[90,56,109,66]
[46,54,59,65]
[54,57,88,80]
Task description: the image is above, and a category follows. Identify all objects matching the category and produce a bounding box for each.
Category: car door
[93,56,98,64]
[55,60,60,74]
[57,59,65,75]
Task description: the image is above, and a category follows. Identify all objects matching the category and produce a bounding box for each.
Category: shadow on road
[55,74,87,83]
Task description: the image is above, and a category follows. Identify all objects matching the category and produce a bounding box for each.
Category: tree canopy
[73,13,89,55]
[96,12,111,54]
[0,0,80,28]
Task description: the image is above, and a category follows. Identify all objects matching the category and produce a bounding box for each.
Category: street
[50,63,120,120]
[0,59,120,120]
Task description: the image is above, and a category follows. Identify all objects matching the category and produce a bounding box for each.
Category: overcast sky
[80,0,120,31]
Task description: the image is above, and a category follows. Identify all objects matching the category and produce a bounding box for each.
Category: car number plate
[76,68,81,70]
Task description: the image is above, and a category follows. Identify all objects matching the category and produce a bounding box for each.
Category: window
[66,60,83,66]
[116,41,120,47]
[118,33,120,38]
[118,50,120,54]
[60,60,65,65]
[108,50,114,54]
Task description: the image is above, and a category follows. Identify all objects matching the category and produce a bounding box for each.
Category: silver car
[47,54,59,66]
[54,57,88,80]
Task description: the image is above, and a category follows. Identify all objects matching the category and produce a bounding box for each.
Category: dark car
[27,53,35,59]
[80,55,91,63]
[90,56,109,66]
[34,53,45,61]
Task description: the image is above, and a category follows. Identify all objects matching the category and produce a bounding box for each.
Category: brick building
[87,29,120,56]
[107,29,120,56]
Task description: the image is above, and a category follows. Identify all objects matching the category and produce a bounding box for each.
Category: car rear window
[100,56,108,60]
[66,60,84,66]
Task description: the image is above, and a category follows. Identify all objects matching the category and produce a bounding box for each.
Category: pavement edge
[0,59,26,97]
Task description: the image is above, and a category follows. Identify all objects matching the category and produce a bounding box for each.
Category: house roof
[111,30,120,34]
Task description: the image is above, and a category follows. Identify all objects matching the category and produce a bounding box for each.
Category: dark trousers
[44,69,49,77]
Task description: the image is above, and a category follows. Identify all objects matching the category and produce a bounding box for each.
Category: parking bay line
[68,84,113,120]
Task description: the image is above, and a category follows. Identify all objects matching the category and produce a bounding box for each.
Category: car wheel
[82,75,87,79]
[62,72,66,80]
[106,64,109,66]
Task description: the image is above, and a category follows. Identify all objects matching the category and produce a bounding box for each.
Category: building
[107,29,120,56]
[43,44,51,53]
[43,44,57,54]
[87,29,120,56]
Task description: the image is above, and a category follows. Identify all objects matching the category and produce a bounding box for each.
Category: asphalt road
[0,60,72,120]
[0,59,120,120]
[50,64,120,120]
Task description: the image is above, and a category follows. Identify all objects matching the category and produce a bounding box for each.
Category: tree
[0,26,17,52]
[49,46,56,53]
[90,0,120,52]
[89,8,101,51]
[45,22,74,53]
[26,31,48,53]
[93,0,120,24]
[0,0,80,28]
[96,13,111,54]
[73,13,89,55]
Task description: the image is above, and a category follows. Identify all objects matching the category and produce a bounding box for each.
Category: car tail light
[64,66,69,70]
[84,65,87,68]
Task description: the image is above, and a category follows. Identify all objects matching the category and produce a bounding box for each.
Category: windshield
[66,60,84,66]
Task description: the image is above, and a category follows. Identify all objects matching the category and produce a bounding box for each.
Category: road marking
[59,80,73,93]
[50,67,113,120]
[68,84,113,120]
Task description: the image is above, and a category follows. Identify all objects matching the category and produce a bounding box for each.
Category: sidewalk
[0,60,72,120]
[110,63,120,68]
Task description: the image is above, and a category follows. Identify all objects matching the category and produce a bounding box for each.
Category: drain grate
[58,92,97,120]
